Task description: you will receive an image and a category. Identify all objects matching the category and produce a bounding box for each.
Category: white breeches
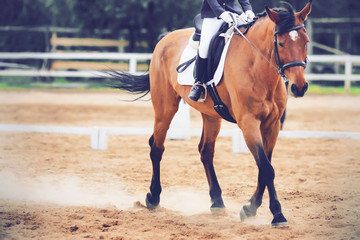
[198,17,225,59]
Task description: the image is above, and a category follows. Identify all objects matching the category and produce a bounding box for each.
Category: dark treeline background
[0,0,359,53]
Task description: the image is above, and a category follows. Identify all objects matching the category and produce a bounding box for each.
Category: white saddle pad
[177,31,234,86]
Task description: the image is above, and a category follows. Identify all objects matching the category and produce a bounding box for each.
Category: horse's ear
[296,0,312,22]
[265,6,280,24]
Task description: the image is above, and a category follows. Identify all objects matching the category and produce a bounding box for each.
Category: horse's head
[265,1,312,97]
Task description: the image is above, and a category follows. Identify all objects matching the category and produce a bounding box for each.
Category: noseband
[273,24,307,82]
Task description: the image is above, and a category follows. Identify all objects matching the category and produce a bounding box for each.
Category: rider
[188,0,255,102]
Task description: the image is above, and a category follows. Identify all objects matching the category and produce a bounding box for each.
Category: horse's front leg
[240,141,274,220]
[199,114,225,210]
[240,118,287,226]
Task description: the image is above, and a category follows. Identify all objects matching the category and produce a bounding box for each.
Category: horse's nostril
[303,82,309,93]
[291,84,298,95]
[291,83,308,97]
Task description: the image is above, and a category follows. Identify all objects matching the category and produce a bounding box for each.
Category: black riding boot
[188,54,207,102]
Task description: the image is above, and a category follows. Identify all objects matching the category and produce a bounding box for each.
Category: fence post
[345,58,352,94]
[306,19,313,74]
[129,57,137,74]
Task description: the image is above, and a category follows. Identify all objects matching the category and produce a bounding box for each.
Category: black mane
[256,3,295,34]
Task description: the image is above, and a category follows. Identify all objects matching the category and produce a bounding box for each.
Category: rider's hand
[245,10,256,22]
[236,12,248,25]
[219,11,235,24]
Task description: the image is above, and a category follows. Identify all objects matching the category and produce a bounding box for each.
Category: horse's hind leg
[199,113,225,210]
[145,86,181,209]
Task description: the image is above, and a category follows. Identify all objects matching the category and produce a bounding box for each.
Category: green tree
[0,0,50,52]
[1,0,360,53]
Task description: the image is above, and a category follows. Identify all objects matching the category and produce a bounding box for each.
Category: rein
[234,23,307,84]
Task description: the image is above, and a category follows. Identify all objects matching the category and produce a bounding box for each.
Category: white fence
[0,53,359,90]
[0,52,152,76]
[306,55,360,92]
[0,53,360,153]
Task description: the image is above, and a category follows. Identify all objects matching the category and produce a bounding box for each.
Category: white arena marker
[98,127,108,150]
[232,128,249,154]
[90,127,100,150]
[167,100,191,140]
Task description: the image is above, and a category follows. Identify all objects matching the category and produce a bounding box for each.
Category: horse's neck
[243,18,280,81]
[248,17,274,53]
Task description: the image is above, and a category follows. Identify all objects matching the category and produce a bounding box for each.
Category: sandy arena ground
[0,89,359,240]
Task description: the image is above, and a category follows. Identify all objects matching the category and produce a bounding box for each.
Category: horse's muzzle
[291,82,308,97]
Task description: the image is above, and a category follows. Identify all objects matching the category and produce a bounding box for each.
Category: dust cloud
[0,169,135,208]
[0,169,272,225]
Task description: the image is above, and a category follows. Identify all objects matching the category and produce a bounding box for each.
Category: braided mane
[255,3,295,33]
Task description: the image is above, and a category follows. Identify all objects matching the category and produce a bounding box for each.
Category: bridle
[273,24,308,83]
[234,22,308,84]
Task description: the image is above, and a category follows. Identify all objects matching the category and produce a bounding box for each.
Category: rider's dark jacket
[201,0,252,18]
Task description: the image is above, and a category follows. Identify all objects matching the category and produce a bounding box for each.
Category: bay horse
[111,1,312,226]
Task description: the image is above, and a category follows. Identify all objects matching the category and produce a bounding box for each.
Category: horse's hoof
[271,213,288,227]
[240,208,248,221]
[210,206,226,214]
[272,221,289,227]
[145,193,159,210]
[210,199,225,209]
[240,205,256,221]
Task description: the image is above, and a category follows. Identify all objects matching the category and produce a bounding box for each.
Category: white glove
[219,11,235,24]
[245,10,256,22]
[236,12,248,25]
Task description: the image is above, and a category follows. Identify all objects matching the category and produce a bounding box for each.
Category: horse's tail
[108,32,171,100]
[108,71,150,100]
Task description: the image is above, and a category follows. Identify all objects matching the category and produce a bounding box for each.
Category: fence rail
[307,55,360,92]
[0,53,359,91]
[0,52,152,75]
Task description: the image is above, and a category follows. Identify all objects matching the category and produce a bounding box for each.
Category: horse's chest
[248,98,281,122]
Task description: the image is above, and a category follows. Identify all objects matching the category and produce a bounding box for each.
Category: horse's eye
[278,42,284,47]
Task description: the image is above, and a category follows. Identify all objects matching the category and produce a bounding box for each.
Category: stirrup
[194,82,207,102]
